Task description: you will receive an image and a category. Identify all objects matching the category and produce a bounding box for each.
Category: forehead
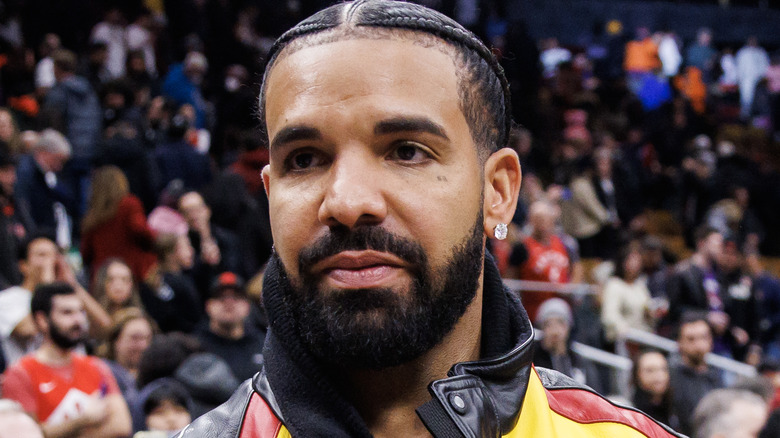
[264,37,464,142]
[681,321,710,336]
[29,238,57,254]
[51,294,82,311]
[108,262,131,275]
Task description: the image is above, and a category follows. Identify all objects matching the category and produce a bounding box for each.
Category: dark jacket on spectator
[40,75,101,160]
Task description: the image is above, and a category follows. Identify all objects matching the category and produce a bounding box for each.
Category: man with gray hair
[0,399,44,438]
[14,129,74,248]
[692,388,768,438]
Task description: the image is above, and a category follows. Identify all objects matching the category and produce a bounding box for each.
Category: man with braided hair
[178,1,685,437]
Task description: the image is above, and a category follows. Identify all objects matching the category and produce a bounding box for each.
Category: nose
[318,150,387,229]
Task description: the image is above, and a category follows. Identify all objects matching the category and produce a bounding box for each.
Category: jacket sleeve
[122,195,157,244]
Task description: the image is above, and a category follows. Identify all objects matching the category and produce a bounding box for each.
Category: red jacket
[81,194,157,281]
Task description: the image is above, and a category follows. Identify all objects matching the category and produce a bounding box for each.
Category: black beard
[48,318,85,350]
[275,215,484,370]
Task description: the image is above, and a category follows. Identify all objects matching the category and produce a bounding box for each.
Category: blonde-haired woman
[0,107,24,157]
[81,165,157,282]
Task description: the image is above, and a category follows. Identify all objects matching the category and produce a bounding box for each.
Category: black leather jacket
[178,255,685,438]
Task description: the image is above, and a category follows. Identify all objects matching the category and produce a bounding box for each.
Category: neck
[36,340,73,366]
[21,278,37,293]
[682,356,708,373]
[341,285,484,438]
[210,321,244,340]
[532,230,550,245]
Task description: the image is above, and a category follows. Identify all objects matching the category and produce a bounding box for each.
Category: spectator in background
[80,166,157,283]
[736,36,770,120]
[125,9,157,79]
[0,233,110,365]
[685,28,717,84]
[140,233,201,334]
[717,238,760,362]
[601,243,656,345]
[539,37,571,79]
[692,389,767,438]
[657,30,682,78]
[0,107,25,157]
[134,379,193,437]
[134,333,237,427]
[561,149,630,259]
[668,226,726,329]
[0,399,44,438]
[40,49,102,219]
[162,52,210,129]
[78,42,111,91]
[213,64,256,165]
[624,26,660,94]
[154,113,212,192]
[92,258,143,317]
[2,282,132,437]
[98,308,156,410]
[177,191,241,300]
[533,298,603,394]
[14,129,73,247]
[33,33,61,97]
[509,200,574,319]
[195,272,265,382]
[90,8,128,80]
[0,150,31,288]
[670,312,725,435]
[632,349,678,430]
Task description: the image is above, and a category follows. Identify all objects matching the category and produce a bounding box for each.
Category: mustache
[298,226,427,274]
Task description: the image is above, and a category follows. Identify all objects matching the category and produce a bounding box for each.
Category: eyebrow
[374,117,449,141]
[270,126,322,150]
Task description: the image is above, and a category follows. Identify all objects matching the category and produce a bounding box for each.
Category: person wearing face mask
[213,64,256,166]
[162,51,211,130]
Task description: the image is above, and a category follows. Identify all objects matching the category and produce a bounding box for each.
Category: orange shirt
[624,38,661,73]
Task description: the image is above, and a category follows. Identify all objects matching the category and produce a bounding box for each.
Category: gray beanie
[535,297,573,327]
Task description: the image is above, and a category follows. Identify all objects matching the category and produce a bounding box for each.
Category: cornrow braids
[258,0,511,159]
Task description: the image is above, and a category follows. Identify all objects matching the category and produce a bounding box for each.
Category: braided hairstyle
[258,0,511,159]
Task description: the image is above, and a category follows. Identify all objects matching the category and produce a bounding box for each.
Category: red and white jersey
[2,353,119,424]
[519,235,570,284]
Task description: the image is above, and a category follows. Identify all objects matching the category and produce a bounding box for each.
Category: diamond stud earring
[494,223,508,240]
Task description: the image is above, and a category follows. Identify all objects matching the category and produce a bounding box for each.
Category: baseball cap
[210,272,246,298]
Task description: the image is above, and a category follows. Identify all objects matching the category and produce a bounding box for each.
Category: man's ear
[33,311,48,333]
[483,148,522,236]
[262,165,271,197]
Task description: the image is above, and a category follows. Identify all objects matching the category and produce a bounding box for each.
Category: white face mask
[224,76,240,92]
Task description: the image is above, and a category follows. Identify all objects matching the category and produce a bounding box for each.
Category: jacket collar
[260,251,535,437]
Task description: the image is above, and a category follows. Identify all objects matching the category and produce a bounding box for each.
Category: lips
[311,250,410,289]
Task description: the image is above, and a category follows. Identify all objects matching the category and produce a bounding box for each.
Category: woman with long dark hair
[632,349,679,430]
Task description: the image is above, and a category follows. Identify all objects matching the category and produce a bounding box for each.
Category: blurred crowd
[0,0,777,437]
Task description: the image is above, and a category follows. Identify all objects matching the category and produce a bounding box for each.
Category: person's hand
[55,254,78,286]
[707,311,730,335]
[201,238,221,265]
[30,259,57,285]
[143,263,162,289]
[731,326,750,346]
[79,395,109,427]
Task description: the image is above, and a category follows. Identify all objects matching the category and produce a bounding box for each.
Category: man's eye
[391,143,430,162]
[287,151,320,170]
